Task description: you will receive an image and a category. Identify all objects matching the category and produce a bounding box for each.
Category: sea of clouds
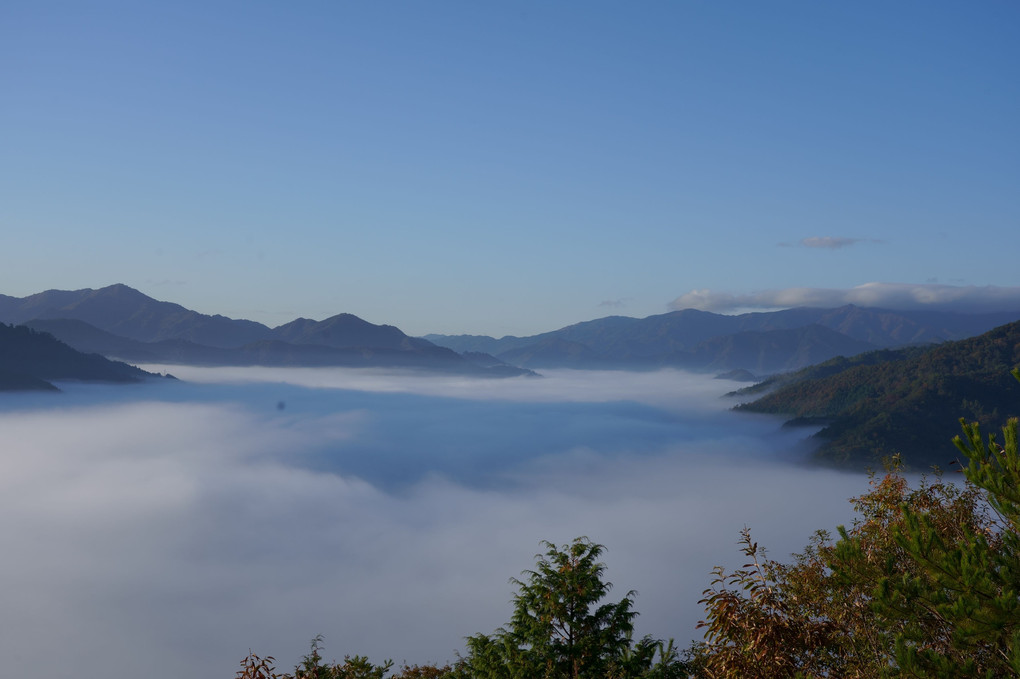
[0,367,875,678]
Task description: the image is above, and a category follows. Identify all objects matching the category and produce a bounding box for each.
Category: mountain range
[0,285,533,376]
[3,284,1019,380]
[425,305,1020,374]
[4,284,1020,469]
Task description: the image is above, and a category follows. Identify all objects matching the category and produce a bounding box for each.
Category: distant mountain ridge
[0,285,531,376]
[0,283,271,348]
[5,284,1018,376]
[425,305,1019,373]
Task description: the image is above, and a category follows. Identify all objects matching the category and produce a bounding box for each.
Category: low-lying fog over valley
[0,367,875,678]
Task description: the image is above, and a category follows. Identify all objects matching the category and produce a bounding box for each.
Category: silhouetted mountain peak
[96,283,158,300]
[0,284,273,348]
[271,312,410,350]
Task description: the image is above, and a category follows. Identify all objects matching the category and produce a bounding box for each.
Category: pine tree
[460,537,682,679]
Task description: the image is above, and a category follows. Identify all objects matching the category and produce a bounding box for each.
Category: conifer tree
[460,537,682,679]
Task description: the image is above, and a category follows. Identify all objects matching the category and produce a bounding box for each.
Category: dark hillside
[730,346,928,398]
[737,320,1020,468]
[0,368,60,392]
[0,323,152,389]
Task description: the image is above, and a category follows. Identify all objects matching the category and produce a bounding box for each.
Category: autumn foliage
[698,368,1020,677]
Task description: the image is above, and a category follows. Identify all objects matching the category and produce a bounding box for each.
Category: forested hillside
[0,323,154,390]
[734,320,1020,468]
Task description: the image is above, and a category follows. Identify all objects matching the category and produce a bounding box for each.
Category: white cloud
[669,283,1020,314]
[800,236,863,249]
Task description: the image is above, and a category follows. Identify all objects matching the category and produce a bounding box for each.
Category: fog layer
[0,368,870,678]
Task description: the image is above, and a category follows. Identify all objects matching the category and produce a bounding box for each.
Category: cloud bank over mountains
[670,283,1020,314]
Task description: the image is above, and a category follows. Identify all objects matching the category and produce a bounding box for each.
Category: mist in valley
[0,367,877,678]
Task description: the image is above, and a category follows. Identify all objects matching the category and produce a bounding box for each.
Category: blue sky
[2,1,1018,336]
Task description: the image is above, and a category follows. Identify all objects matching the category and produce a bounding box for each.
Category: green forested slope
[736,320,1020,468]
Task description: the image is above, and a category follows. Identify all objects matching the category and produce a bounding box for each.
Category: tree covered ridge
[241,369,1020,678]
[734,319,1020,468]
[0,322,152,390]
